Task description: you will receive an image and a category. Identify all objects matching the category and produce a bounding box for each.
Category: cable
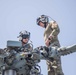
[45,15,56,22]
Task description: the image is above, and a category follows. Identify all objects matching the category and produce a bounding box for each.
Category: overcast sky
[0,0,76,75]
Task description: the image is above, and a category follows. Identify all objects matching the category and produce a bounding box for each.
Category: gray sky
[0,0,76,75]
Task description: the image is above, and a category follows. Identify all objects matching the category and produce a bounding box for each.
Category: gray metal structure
[0,40,76,75]
[3,70,16,75]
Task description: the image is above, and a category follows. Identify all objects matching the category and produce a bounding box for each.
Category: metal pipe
[4,70,16,75]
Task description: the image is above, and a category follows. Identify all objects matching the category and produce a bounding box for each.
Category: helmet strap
[44,22,47,28]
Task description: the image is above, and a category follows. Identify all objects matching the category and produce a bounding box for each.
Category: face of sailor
[22,38,29,44]
[39,22,45,28]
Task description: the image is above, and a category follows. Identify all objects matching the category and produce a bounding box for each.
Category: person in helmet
[37,15,60,47]
[19,30,30,45]
[36,15,64,75]
[17,30,33,75]
[18,30,33,52]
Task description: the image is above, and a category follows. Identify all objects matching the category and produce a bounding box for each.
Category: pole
[3,70,16,75]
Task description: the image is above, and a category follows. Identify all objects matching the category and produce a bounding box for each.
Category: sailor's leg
[47,56,64,75]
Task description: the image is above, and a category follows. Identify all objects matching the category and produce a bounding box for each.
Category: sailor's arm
[48,21,60,40]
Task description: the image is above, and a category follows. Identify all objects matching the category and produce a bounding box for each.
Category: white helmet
[36,15,49,25]
[18,30,30,41]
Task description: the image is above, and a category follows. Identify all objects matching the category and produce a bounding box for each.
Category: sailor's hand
[21,52,28,58]
[45,39,51,47]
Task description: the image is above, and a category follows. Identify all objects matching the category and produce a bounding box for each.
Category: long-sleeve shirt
[44,21,60,47]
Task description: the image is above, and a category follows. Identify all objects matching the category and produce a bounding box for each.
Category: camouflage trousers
[46,56,64,75]
[46,41,64,75]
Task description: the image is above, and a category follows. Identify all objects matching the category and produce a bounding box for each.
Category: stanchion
[4,70,16,75]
